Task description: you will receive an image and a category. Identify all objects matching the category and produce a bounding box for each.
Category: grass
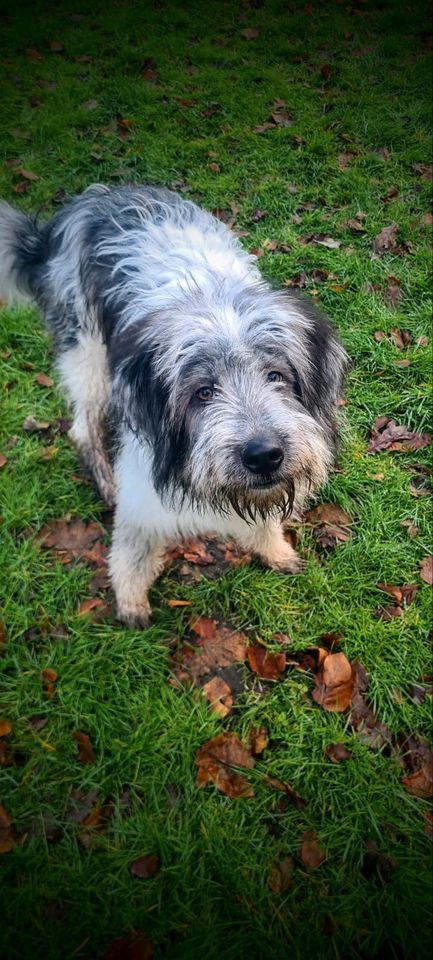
[0,1,432,958]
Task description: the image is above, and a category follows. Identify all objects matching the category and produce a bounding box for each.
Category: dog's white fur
[0,185,347,626]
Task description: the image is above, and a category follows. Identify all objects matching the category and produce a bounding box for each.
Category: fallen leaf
[253,122,275,134]
[35,372,54,388]
[350,661,392,750]
[325,743,353,763]
[25,46,42,61]
[128,853,160,878]
[268,856,294,893]
[181,539,214,564]
[78,597,107,616]
[166,599,191,608]
[263,776,307,810]
[384,284,403,308]
[103,933,153,960]
[306,503,351,527]
[49,40,65,53]
[72,730,96,764]
[240,27,259,39]
[247,644,286,680]
[36,517,105,561]
[312,652,354,712]
[0,804,15,854]
[0,454,7,469]
[306,502,352,550]
[420,212,433,226]
[376,583,417,607]
[202,676,233,717]
[22,416,50,432]
[0,720,12,737]
[409,475,431,497]
[412,162,433,181]
[373,604,403,621]
[249,725,268,755]
[189,616,216,639]
[372,223,398,255]
[367,417,432,454]
[299,233,341,249]
[419,556,433,586]
[300,830,326,870]
[337,151,356,170]
[81,99,99,111]
[142,57,159,83]
[175,622,247,687]
[362,839,395,882]
[195,732,255,797]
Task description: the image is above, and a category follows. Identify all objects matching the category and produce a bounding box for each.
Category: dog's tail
[0,200,44,305]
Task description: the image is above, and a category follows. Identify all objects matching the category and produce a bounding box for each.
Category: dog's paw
[265,550,306,575]
[116,599,152,629]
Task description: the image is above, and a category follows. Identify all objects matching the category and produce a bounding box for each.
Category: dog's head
[111,283,347,520]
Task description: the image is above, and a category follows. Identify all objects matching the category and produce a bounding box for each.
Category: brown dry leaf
[202,676,233,717]
[287,646,328,673]
[49,40,65,53]
[195,732,255,797]
[300,830,326,870]
[325,743,353,763]
[103,933,153,960]
[373,604,403,620]
[367,417,432,454]
[419,556,433,586]
[247,644,286,680]
[376,583,417,607]
[35,372,54,388]
[372,223,398,255]
[22,416,50,432]
[25,45,42,61]
[13,180,30,194]
[268,856,294,893]
[263,776,307,811]
[81,99,99,111]
[306,502,352,527]
[0,720,12,738]
[187,625,247,685]
[253,122,275,134]
[384,284,403,309]
[400,736,433,798]
[181,539,214,564]
[166,599,191,608]
[420,212,433,226]
[412,162,433,181]
[299,233,341,249]
[0,804,15,854]
[240,27,259,39]
[36,517,104,560]
[0,453,7,469]
[350,661,392,750]
[16,168,39,182]
[142,57,159,83]
[72,731,96,764]
[249,725,268,755]
[312,652,354,712]
[409,475,431,498]
[77,597,110,621]
[306,502,352,550]
[129,853,160,879]
[189,615,216,639]
[337,151,356,170]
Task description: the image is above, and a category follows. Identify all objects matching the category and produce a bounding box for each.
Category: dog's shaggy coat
[0,185,347,625]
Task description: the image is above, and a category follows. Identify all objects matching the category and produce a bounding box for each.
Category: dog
[0,184,347,626]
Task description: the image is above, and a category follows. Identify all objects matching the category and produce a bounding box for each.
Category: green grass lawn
[0,1,432,958]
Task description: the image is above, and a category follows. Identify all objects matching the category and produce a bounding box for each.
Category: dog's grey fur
[0,184,347,625]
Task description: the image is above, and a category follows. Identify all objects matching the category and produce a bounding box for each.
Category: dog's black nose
[242,439,284,475]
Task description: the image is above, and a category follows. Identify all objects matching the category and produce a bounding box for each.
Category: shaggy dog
[0,185,347,626]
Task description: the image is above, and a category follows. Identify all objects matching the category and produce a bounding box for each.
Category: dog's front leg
[109,518,165,628]
[239,518,305,574]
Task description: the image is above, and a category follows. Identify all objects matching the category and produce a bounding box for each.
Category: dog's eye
[267,371,284,383]
[195,386,214,402]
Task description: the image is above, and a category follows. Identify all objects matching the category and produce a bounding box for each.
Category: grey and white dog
[0,185,347,626]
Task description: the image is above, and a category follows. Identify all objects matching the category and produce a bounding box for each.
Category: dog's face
[113,285,347,520]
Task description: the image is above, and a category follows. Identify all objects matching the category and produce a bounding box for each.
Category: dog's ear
[286,293,348,429]
[110,324,188,493]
